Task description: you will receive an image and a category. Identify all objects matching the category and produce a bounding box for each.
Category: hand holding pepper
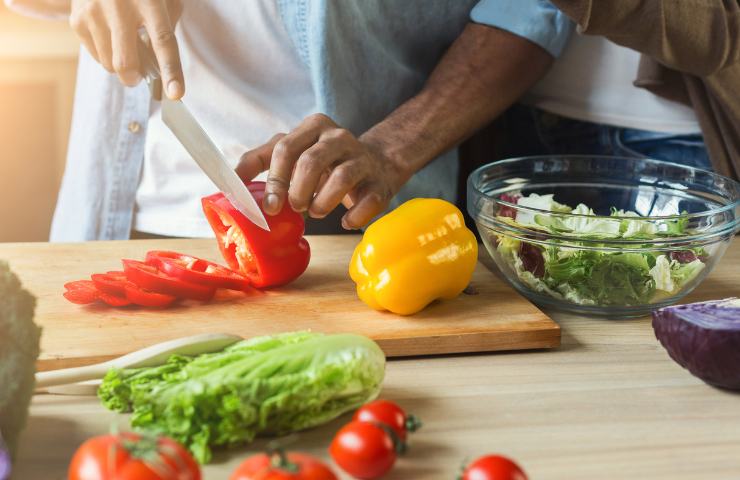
[235,114,412,230]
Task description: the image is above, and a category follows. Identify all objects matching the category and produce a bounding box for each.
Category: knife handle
[137,32,163,101]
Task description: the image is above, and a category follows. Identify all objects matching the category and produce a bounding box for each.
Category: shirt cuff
[471,0,574,58]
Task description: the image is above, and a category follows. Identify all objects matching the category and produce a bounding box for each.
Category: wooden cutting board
[0,236,559,371]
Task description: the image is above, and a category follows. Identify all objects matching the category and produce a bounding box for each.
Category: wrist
[359,124,430,185]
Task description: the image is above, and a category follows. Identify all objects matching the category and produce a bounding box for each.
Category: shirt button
[128,121,141,134]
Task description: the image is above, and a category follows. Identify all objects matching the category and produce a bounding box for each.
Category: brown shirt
[551,0,740,180]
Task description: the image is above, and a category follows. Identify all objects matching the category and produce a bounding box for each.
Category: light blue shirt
[50,0,573,241]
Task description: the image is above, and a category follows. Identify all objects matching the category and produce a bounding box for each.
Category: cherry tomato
[123,259,215,301]
[330,421,398,479]
[68,432,200,480]
[230,451,337,480]
[353,400,421,442]
[145,250,250,291]
[461,455,528,480]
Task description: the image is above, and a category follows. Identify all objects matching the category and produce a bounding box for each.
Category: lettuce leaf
[493,194,706,306]
[99,332,386,463]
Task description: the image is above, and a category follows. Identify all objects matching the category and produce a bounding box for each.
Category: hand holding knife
[137,35,270,231]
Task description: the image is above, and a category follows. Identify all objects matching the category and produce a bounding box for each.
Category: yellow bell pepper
[349,198,478,315]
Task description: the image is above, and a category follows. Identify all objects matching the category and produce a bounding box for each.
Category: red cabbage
[0,431,9,480]
[652,298,740,390]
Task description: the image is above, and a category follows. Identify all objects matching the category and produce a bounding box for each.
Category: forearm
[4,0,70,19]
[360,23,553,180]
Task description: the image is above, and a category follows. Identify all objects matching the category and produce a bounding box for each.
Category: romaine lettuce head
[99,332,386,463]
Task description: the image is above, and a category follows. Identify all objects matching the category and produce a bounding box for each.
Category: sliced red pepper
[122,259,215,301]
[201,181,311,288]
[64,279,132,307]
[145,250,250,291]
[124,281,177,308]
[91,271,127,296]
[63,280,99,304]
[97,291,132,307]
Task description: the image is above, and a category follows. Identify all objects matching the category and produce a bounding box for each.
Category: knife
[137,38,270,231]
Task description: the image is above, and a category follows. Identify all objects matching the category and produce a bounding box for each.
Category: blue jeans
[501,104,712,170]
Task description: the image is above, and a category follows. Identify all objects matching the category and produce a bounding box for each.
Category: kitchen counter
[10,242,740,479]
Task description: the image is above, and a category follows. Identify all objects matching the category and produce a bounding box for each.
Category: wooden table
[12,243,740,479]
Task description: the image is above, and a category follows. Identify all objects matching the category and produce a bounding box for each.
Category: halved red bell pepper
[201,181,310,288]
[145,250,249,291]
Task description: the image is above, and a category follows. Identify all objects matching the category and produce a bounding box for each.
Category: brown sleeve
[550,0,740,76]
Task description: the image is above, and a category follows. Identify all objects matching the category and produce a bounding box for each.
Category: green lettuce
[495,194,707,306]
[99,332,386,463]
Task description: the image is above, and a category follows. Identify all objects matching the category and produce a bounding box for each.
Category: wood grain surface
[0,235,559,371]
[11,241,739,480]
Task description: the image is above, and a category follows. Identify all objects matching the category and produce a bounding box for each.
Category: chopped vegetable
[98,332,386,463]
[202,181,311,288]
[330,421,399,479]
[460,454,528,480]
[491,194,708,306]
[350,198,478,315]
[68,432,201,480]
[145,251,249,291]
[230,450,337,480]
[0,261,40,465]
[123,259,216,301]
[652,298,740,390]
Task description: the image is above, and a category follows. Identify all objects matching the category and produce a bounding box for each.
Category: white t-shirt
[524,34,701,134]
[134,0,315,237]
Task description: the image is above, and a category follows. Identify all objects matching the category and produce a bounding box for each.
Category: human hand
[236,114,412,230]
[69,0,184,98]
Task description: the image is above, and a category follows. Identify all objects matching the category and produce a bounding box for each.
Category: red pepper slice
[124,281,177,308]
[145,250,250,291]
[64,279,132,307]
[122,259,215,301]
[201,181,311,288]
[63,280,99,304]
[91,271,127,296]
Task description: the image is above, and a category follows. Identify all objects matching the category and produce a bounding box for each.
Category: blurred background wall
[0,4,78,242]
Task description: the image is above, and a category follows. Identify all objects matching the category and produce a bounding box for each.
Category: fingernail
[341,216,355,230]
[167,80,182,99]
[264,193,279,213]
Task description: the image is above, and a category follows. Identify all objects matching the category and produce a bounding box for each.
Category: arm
[551,0,740,76]
[237,23,557,229]
[4,0,70,19]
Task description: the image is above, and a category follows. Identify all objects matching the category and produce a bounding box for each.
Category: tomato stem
[375,422,408,456]
[405,414,423,433]
[269,448,299,473]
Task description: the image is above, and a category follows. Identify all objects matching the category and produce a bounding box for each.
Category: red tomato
[230,451,337,480]
[201,181,310,288]
[353,400,421,442]
[329,421,397,479]
[461,455,528,480]
[145,250,250,291]
[123,259,215,301]
[124,282,177,308]
[68,432,200,480]
[63,280,100,305]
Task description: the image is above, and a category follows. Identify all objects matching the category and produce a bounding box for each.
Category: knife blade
[136,35,269,231]
[161,99,270,231]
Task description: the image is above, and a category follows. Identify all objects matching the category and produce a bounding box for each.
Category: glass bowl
[467,155,740,318]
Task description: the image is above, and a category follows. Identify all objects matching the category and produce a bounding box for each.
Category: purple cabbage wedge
[652,298,740,390]
[0,432,10,480]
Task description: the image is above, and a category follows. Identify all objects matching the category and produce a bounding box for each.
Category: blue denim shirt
[50,0,572,241]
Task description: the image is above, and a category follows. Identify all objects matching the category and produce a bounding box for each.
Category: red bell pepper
[201,181,310,288]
